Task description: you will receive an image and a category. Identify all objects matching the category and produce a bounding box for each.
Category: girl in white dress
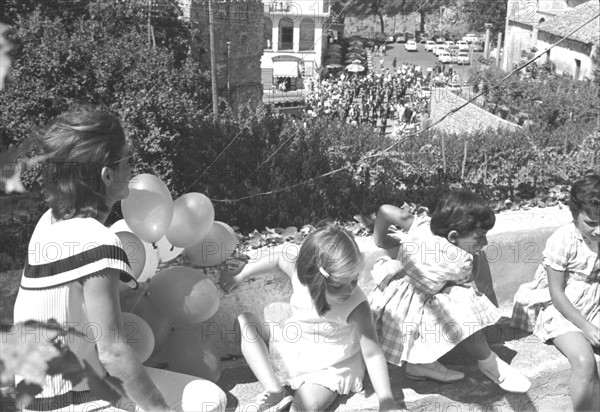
[512,171,599,411]
[221,223,405,412]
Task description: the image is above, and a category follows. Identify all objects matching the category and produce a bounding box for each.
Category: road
[376,41,483,85]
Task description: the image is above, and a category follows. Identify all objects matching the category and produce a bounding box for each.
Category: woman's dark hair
[569,170,600,221]
[430,189,495,237]
[35,110,127,220]
[296,222,363,317]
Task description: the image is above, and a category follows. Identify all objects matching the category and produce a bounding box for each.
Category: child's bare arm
[349,302,406,411]
[373,205,415,250]
[547,266,600,346]
[220,244,296,293]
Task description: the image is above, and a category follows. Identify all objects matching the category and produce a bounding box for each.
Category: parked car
[457,51,470,65]
[435,37,445,44]
[419,33,429,43]
[462,33,479,43]
[457,40,469,51]
[444,40,455,48]
[447,45,460,55]
[425,40,437,52]
[405,40,418,51]
[438,50,452,64]
[396,33,406,43]
[433,44,447,56]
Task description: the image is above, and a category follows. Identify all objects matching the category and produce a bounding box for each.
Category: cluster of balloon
[184,221,238,267]
[113,173,237,382]
[163,328,222,383]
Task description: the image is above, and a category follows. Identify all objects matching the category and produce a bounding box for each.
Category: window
[299,18,315,51]
[264,17,273,49]
[279,17,294,50]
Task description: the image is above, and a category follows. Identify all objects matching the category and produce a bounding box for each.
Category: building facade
[260,0,332,90]
[502,0,592,72]
[536,1,599,80]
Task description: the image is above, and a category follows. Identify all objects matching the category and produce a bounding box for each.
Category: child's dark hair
[430,189,495,237]
[569,170,600,221]
[35,109,127,221]
[296,222,363,317]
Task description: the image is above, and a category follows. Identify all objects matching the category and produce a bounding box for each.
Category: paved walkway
[220,320,575,411]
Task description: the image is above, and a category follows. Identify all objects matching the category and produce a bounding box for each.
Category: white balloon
[111,219,159,283]
[156,235,184,263]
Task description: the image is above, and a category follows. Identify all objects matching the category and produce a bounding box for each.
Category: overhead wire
[209,9,600,203]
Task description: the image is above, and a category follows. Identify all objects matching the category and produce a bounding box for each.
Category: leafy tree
[459,0,507,35]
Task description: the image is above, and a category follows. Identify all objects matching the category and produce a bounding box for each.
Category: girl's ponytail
[296,223,362,317]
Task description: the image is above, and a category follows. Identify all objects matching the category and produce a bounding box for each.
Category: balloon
[111,219,160,283]
[121,312,155,363]
[115,231,146,279]
[163,328,222,383]
[122,174,173,244]
[166,193,215,248]
[184,221,237,267]
[147,266,220,324]
[156,235,184,263]
[120,291,172,354]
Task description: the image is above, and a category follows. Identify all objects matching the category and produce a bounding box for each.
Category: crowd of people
[303,60,462,137]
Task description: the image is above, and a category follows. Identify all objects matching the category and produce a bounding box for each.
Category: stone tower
[190,0,264,114]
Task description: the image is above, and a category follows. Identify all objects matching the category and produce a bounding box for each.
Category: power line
[209,10,600,203]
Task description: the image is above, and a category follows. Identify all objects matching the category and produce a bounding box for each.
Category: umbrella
[328,44,342,49]
[324,57,342,65]
[348,46,364,52]
[349,40,363,46]
[346,63,365,72]
[347,52,365,59]
[325,51,343,58]
[344,58,364,64]
[325,63,343,69]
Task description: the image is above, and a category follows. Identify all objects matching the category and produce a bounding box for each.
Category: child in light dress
[512,171,599,411]
[370,189,531,392]
[221,223,405,412]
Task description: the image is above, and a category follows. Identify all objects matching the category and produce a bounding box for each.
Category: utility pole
[497,32,503,67]
[208,0,220,122]
[147,0,152,47]
[484,23,492,60]
[226,40,231,103]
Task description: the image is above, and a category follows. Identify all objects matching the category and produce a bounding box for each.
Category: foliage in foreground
[0,321,124,410]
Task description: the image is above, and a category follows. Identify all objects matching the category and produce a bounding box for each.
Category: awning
[273,61,299,78]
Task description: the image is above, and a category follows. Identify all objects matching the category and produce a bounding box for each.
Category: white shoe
[478,354,532,393]
[405,361,465,383]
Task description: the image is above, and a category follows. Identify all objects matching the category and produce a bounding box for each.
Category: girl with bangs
[221,223,405,412]
[370,189,531,393]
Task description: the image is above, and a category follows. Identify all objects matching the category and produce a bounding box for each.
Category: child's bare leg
[237,312,280,393]
[459,329,492,360]
[553,332,599,412]
[289,383,338,412]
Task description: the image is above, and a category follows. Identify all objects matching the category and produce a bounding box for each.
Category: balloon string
[129,286,146,313]
[170,244,174,252]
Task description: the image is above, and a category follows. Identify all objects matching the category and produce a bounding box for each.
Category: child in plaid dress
[512,171,599,411]
[369,190,531,392]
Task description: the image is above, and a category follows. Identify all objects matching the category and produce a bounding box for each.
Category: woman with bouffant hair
[13,108,226,412]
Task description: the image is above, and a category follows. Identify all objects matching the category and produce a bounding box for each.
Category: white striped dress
[13,209,134,411]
